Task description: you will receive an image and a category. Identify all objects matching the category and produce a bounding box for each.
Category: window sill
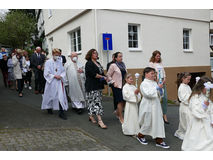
[183,50,193,53]
[129,48,142,52]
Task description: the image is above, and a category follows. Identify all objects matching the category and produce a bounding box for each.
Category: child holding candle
[137,67,170,149]
[181,76,213,151]
[122,73,141,136]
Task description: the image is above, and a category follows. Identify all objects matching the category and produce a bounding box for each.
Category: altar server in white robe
[122,73,141,136]
[41,48,68,120]
[174,72,192,140]
[65,52,86,114]
[182,77,213,151]
[137,67,170,149]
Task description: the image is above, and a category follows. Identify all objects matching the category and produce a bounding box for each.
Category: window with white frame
[128,24,139,49]
[48,9,52,18]
[210,34,213,46]
[183,29,192,51]
[210,57,213,71]
[70,28,81,52]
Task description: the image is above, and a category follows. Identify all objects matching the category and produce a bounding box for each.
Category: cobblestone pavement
[0,127,110,151]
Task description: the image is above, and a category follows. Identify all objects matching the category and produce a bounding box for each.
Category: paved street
[0,75,183,151]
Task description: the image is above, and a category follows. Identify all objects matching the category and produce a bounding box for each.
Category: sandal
[89,116,97,124]
[118,118,124,124]
[98,120,107,129]
[113,110,119,119]
[19,93,23,97]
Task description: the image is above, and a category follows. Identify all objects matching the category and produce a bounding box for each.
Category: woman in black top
[85,49,107,129]
[0,54,8,88]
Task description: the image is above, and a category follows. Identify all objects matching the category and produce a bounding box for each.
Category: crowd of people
[1,46,213,150]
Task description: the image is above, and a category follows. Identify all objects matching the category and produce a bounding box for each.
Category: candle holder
[135,73,140,88]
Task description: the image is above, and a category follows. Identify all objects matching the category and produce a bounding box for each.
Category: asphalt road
[0,74,183,151]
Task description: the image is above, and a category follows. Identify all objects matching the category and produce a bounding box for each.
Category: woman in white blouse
[149,50,169,124]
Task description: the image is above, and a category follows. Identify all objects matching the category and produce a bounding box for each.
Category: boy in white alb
[137,67,170,149]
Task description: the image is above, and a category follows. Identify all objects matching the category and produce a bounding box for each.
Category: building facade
[40,9,211,101]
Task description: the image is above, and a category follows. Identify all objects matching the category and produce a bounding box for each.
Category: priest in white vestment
[41,48,68,120]
[65,52,86,114]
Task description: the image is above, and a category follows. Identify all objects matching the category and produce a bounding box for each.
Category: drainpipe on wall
[94,9,102,64]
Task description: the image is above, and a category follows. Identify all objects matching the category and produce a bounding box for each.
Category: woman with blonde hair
[149,50,169,124]
[12,49,26,97]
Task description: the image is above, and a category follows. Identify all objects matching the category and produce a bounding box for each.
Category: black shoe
[59,112,67,120]
[163,119,170,124]
[77,109,83,114]
[72,108,77,111]
[39,91,44,94]
[47,109,53,114]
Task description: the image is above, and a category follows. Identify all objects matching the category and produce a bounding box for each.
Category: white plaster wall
[45,10,96,64]
[119,9,210,22]
[43,9,87,35]
[97,9,210,69]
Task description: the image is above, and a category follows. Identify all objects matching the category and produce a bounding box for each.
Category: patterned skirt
[8,72,15,81]
[86,90,104,116]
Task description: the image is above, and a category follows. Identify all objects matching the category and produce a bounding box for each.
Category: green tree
[0,10,36,49]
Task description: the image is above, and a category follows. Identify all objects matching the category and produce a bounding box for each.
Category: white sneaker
[29,86,32,90]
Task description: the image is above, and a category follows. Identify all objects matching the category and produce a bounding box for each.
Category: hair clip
[196,77,200,83]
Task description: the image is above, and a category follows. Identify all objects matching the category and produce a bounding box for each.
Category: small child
[174,72,192,140]
[23,55,32,90]
[122,73,141,136]
[181,76,213,151]
[137,67,170,149]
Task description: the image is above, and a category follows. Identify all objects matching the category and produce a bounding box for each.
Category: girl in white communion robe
[174,72,192,140]
[122,74,141,136]
[181,77,213,151]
